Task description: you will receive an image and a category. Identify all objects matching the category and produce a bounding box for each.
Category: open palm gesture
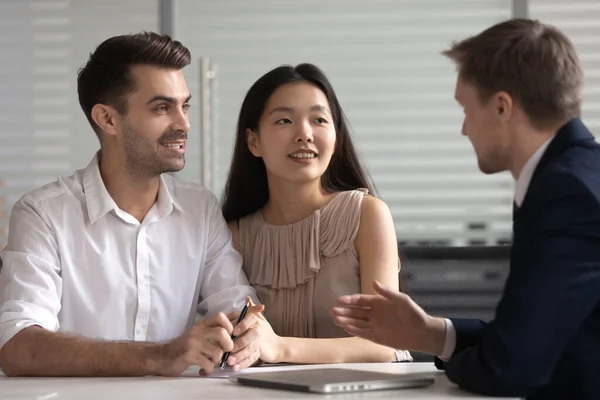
[330,281,446,355]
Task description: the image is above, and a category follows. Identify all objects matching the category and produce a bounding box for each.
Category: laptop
[229,367,436,394]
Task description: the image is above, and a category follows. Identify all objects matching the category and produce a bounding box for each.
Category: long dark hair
[222,63,375,223]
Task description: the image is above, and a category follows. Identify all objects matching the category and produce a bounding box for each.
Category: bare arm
[229,196,401,364]
[277,196,399,363]
[275,336,392,363]
[0,311,238,377]
[0,326,163,377]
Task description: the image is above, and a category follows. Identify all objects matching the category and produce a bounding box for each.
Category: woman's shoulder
[319,189,371,257]
[358,194,393,225]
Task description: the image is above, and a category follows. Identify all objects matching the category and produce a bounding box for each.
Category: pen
[219,300,250,368]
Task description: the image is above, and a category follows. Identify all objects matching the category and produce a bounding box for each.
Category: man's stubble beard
[122,123,186,180]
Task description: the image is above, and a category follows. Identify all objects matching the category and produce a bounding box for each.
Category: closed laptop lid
[229,367,437,393]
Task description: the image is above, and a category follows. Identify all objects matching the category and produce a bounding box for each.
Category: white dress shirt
[439,136,554,360]
[0,155,258,349]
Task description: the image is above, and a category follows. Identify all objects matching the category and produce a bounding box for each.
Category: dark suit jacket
[435,118,600,399]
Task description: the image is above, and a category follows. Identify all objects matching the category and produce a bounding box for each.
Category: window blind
[177,0,514,246]
[531,0,600,137]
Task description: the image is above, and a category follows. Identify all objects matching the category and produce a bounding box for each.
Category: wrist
[421,316,447,356]
[148,343,168,375]
[274,335,289,363]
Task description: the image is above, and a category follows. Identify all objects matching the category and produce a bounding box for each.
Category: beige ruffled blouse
[237,189,412,362]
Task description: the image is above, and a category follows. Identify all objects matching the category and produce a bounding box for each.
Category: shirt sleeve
[0,198,62,350]
[197,196,259,317]
[439,318,457,361]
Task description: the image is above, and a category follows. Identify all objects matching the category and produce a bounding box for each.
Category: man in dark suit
[331,19,600,400]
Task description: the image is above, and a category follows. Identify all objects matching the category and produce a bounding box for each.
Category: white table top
[0,362,518,399]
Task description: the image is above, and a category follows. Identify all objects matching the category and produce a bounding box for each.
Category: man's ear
[91,104,119,137]
[495,91,513,122]
[246,128,261,157]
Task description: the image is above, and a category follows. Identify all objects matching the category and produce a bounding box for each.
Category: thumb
[373,280,400,300]
[246,296,267,320]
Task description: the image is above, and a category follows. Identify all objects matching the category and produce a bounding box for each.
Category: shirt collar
[83,153,184,224]
[156,173,185,218]
[514,136,554,207]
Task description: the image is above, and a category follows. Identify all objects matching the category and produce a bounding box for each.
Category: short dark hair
[443,18,583,130]
[77,31,191,136]
[221,63,375,223]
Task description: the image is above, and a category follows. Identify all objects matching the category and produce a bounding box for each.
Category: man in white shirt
[331,19,600,400]
[0,32,264,377]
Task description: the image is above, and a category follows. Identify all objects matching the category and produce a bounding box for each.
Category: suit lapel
[513,118,593,232]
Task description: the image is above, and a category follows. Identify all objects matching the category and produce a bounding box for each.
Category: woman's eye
[276,118,292,124]
[315,117,328,124]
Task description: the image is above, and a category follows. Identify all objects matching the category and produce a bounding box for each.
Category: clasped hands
[160,281,442,377]
[159,296,281,376]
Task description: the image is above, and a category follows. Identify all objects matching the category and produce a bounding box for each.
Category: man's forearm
[0,326,165,377]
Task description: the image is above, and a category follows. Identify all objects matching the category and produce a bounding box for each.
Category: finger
[208,326,234,352]
[333,316,372,329]
[248,304,265,314]
[245,297,265,314]
[232,313,259,336]
[231,327,258,353]
[228,332,259,370]
[181,337,214,372]
[336,293,379,307]
[193,351,215,374]
[204,312,234,334]
[246,297,268,321]
[230,347,260,371]
[330,306,370,320]
[343,324,375,341]
[228,304,265,324]
[373,280,404,301]
[230,309,263,323]
[227,311,240,322]
[199,341,225,365]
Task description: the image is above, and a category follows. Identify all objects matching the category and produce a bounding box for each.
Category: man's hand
[159,312,234,376]
[330,280,446,356]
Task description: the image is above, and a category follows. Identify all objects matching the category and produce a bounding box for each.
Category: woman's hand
[228,297,284,364]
